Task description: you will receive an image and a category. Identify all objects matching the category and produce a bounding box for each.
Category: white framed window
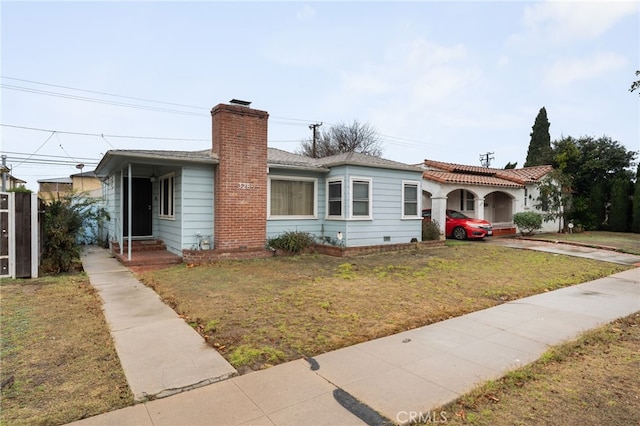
[459,189,475,212]
[402,180,420,218]
[159,173,175,219]
[349,177,372,219]
[326,179,343,218]
[268,176,317,218]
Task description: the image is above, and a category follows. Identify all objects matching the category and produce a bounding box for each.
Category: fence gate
[0,193,9,278]
[0,192,39,279]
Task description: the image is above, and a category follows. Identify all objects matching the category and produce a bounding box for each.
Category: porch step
[110,239,182,271]
[111,239,167,252]
[112,250,183,269]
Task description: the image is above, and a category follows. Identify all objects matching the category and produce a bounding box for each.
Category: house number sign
[238,182,252,190]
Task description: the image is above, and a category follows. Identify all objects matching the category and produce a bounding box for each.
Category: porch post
[431,196,447,240]
[127,163,132,262]
[475,197,485,220]
[119,171,123,256]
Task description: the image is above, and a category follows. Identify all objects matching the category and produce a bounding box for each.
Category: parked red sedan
[422,209,493,240]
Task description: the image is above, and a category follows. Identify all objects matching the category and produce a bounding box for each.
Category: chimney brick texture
[211,104,269,251]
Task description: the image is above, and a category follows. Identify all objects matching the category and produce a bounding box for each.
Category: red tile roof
[422,160,552,188]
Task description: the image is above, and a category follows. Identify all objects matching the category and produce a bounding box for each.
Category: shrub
[422,220,442,241]
[7,185,32,193]
[41,193,108,273]
[513,212,543,236]
[266,231,316,254]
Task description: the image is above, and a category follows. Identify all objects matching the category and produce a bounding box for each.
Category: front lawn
[0,275,133,426]
[138,243,629,372]
[435,312,640,425]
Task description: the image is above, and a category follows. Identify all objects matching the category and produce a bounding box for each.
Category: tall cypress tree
[524,107,553,167]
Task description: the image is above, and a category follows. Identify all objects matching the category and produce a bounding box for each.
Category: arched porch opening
[484,191,517,236]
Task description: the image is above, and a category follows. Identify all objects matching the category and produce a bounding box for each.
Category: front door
[123,177,152,237]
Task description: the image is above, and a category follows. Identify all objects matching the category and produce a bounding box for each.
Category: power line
[1,76,207,110]
[1,76,324,127]
[2,77,442,150]
[11,131,56,168]
[0,124,210,141]
[2,151,100,161]
[1,84,208,117]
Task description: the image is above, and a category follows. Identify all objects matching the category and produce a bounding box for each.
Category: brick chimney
[211,101,269,252]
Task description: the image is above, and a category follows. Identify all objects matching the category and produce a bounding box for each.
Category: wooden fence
[0,192,39,279]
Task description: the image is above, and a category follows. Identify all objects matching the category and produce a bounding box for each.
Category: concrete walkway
[80,247,236,401]
[71,243,640,426]
[489,237,640,266]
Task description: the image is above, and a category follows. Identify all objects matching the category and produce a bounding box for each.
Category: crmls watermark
[396,410,448,423]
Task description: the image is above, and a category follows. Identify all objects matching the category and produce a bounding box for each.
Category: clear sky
[2,1,638,190]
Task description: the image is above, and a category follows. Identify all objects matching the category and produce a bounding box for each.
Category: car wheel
[452,226,467,240]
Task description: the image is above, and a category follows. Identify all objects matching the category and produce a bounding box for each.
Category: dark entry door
[123,177,152,237]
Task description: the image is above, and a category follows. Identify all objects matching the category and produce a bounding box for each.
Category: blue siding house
[94,101,424,263]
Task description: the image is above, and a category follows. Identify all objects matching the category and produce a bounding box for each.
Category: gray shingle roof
[315,151,422,171]
[266,148,329,171]
[96,147,420,175]
[105,149,218,162]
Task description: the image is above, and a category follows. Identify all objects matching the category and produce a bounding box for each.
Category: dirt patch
[0,274,133,425]
[137,243,629,371]
[435,312,640,425]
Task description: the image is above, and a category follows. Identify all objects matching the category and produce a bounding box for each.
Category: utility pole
[309,123,322,158]
[479,152,494,168]
[1,155,7,192]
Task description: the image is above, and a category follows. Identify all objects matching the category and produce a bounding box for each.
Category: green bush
[7,185,32,193]
[513,211,543,236]
[41,193,108,273]
[422,220,441,241]
[267,231,316,254]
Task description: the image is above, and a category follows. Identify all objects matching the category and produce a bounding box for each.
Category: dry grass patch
[435,312,640,425]
[0,274,133,426]
[138,243,629,372]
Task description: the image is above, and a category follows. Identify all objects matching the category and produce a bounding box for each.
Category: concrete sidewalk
[80,247,236,401]
[72,244,640,426]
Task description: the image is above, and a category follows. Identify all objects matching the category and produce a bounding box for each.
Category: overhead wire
[11,131,57,168]
[2,76,440,150]
[1,76,206,110]
[0,124,210,141]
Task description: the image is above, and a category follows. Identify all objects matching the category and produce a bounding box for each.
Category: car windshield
[447,210,469,219]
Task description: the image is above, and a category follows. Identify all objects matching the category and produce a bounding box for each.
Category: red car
[422,209,493,240]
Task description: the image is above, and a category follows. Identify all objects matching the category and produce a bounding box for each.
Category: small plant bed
[526,231,640,255]
[138,244,629,372]
[0,274,133,425]
[433,312,640,425]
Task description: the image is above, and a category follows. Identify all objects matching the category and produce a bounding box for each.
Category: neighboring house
[37,177,73,201]
[71,171,102,198]
[38,171,102,201]
[1,173,27,191]
[420,160,559,235]
[94,101,425,263]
